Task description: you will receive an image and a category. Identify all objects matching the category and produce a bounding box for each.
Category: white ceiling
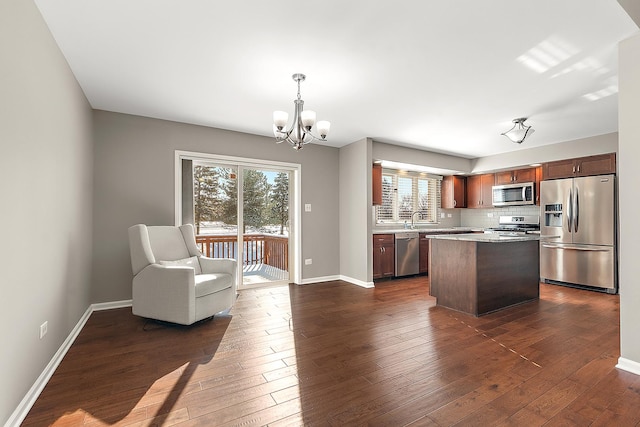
[34,0,638,158]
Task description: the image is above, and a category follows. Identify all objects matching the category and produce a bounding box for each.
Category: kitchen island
[429,233,541,316]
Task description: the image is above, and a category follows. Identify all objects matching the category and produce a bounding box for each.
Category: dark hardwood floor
[23,277,640,426]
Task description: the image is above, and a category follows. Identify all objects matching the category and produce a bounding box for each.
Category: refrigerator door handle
[541,244,609,252]
[574,187,579,233]
[566,188,573,233]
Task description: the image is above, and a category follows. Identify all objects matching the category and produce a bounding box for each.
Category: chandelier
[501,117,535,144]
[273,73,331,150]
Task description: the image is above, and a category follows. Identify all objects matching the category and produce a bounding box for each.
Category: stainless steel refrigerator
[540,174,617,293]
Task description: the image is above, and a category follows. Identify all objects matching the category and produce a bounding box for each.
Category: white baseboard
[616,357,640,376]
[298,275,341,285]
[339,275,375,288]
[297,275,375,288]
[5,300,132,427]
[92,299,133,311]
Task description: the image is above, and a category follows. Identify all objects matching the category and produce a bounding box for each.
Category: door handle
[542,244,609,252]
[567,189,573,232]
[574,189,579,233]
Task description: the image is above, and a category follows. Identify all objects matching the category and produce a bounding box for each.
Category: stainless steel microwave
[492,182,535,206]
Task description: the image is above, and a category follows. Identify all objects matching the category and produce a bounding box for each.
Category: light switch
[305,204,311,212]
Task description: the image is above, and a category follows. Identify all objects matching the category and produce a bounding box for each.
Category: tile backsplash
[460,205,542,228]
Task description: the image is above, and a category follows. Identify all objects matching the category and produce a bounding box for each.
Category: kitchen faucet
[411,211,421,229]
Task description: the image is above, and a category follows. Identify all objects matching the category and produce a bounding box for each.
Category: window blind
[376,170,442,224]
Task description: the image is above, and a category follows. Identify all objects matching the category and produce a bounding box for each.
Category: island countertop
[428,233,553,243]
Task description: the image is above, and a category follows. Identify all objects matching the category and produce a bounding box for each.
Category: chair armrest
[132,264,196,324]
[198,257,236,274]
[198,257,238,293]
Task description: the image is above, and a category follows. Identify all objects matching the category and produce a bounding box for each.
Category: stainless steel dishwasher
[395,232,419,277]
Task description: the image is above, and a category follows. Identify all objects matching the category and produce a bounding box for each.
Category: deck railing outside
[195,234,289,271]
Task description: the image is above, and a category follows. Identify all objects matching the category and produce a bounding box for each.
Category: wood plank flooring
[22,277,640,426]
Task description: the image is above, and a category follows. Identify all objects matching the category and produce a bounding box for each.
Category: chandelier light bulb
[273,111,288,130]
[316,121,330,139]
[300,110,316,130]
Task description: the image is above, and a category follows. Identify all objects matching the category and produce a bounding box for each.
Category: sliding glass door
[186,159,291,288]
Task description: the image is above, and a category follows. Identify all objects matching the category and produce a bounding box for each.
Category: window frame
[375,169,442,225]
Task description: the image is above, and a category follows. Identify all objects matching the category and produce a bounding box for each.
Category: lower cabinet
[373,234,395,279]
[419,233,429,274]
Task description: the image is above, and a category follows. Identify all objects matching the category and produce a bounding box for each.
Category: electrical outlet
[447,213,452,218]
[487,212,494,218]
[305,204,312,212]
[305,258,312,265]
[40,321,48,339]
[440,212,445,218]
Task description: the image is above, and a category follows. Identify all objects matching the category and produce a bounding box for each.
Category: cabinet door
[419,234,429,274]
[442,176,466,208]
[494,171,514,185]
[479,174,495,207]
[372,163,382,205]
[467,174,494,208]
[543,159,576,180]
[512,168,536,183]
[576,153,616,176]
[381,242,395,277]
[495,168,535,184]
[373,234,394,279]
[466,175,481,208]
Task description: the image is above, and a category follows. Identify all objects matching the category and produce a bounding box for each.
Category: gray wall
[0,0,94,424]
[339,138,373,285]
[92,111,340,302]
[618,33,640,369]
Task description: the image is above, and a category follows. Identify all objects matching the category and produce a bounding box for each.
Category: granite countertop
[429,233,546,242]
[372,227,482,234]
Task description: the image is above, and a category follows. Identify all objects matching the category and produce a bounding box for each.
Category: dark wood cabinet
[466,174,495,208]
[372,163,382,205]
[441,175,466,208]
[494,168,536,185]
[542,153,616,180]
[419,233,429,274]
[373,234,395,279]
[535,166,543,205]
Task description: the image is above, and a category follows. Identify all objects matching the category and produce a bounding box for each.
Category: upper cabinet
[441,175,466,208]
[494,167,536,185]
[542,153,616,180]
[372,163,382,205]
[466,173,495,208]
[535,166,543,205]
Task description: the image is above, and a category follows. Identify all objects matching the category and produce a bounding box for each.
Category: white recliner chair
[128,224,237,325]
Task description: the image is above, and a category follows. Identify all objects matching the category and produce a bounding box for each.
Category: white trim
[92,300,132,311]
[298,274,341,285]
[174,150,302,287]
[298,275,375,289]
[339,275,375,288]
[5,301,133,427]
[616,357,640,376]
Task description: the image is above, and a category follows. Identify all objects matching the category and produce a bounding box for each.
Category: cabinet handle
[572,166,576,173]
[577,164,581,173]
[453,200,457,207]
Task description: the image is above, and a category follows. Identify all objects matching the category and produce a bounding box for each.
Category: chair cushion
[159,256,202,274]
[195,273,233,297]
